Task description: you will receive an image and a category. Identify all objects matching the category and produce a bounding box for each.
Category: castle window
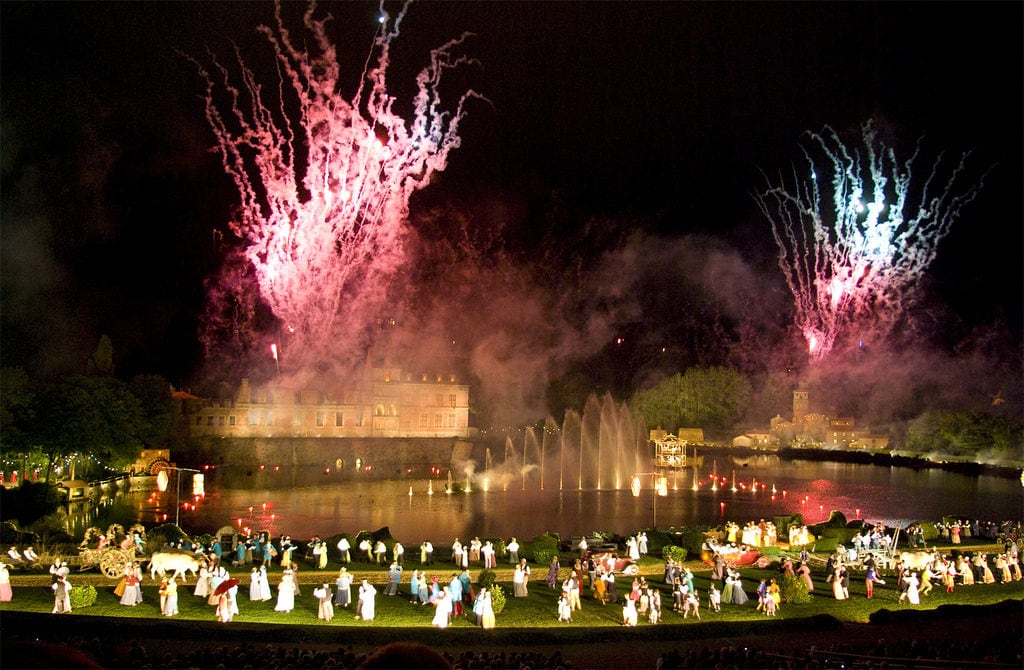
[248,410,259,426]
[449,394,456,408]
[316,412,325,427]
[229,416,236,426]
[336,412,343,427]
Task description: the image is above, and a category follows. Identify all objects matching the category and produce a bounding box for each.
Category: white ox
[148,551,200,582]
[900,550,940,572]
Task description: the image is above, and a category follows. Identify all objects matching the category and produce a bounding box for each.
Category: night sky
[2,2,1021,422]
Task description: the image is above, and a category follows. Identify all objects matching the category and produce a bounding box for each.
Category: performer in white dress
[431,586,452,628]
[275,571,295,612]
[358,579,377,620]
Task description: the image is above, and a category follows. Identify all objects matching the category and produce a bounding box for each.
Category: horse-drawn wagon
[75,524,147,578]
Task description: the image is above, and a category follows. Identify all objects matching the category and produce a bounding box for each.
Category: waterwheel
[99,547,132,578]
[148,458,172,476]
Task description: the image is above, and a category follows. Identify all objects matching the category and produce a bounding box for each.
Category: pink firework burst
[194,1,482,373]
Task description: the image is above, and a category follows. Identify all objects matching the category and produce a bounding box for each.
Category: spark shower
[194,1,481,373]
[756,122,983,362]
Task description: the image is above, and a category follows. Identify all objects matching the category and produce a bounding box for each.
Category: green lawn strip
[3,558,1021,628]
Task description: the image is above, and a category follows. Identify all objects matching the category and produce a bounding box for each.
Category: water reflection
[71,456,1021,540]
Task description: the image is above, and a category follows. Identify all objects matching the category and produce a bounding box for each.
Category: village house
[731,388,889,450]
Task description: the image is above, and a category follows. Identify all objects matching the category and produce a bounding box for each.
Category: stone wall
[187,437,475,487]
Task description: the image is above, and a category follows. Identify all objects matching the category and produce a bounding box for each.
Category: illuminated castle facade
[190,363,471,440]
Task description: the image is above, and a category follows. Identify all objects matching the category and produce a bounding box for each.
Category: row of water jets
[434,393,649,493]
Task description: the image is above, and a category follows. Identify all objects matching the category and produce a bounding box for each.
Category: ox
[900,550,940,572]
[149,551,200,582]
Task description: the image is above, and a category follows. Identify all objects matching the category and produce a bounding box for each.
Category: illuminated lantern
[157,470,169,492]
[192,474,205,497]
[630,475,641,498]
[656,477,668,497]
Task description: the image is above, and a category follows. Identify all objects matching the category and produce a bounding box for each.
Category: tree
[904,410,1022,461]
[630,374,684,432]
[631,367,752,437]
[34,376,145,481]
[0,367,36,454]
[130,375,190,451]
[678,367,752,435]
[86,334,115,376]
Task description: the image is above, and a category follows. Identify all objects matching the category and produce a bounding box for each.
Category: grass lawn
[2,550,1021,669]
[3,553,1021,628]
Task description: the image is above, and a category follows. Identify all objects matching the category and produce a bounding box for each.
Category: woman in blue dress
[334,567,352,608]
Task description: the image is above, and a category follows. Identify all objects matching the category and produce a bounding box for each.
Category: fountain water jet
[477,393,648,492]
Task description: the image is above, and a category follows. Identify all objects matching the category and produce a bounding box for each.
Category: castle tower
[793,388,809,426]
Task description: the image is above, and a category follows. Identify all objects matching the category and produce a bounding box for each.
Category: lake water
[77,455,1022,541]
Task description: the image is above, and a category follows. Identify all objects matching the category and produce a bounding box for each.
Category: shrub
[477,569,497,589]
[807,537,839,553]
[525,533,559,562]
[773,514,802,535]
[919,522,939,542]
[534,549,556,567]
[779,574,810,604]
[644,529,673,555]
[661,545,688,563]
[488,583,507,614]
[825,510,847,527]
[69,584,97,608]
[28,511,73,548]
[147,523,190,552]
[674,530,707,557]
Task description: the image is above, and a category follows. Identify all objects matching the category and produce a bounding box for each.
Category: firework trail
[756,122,983,362]
[194,1,481,373]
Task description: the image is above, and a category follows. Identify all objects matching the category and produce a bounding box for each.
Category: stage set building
[731,388,889,450]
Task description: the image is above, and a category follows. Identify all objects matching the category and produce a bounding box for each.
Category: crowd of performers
[3,517,1021,627]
